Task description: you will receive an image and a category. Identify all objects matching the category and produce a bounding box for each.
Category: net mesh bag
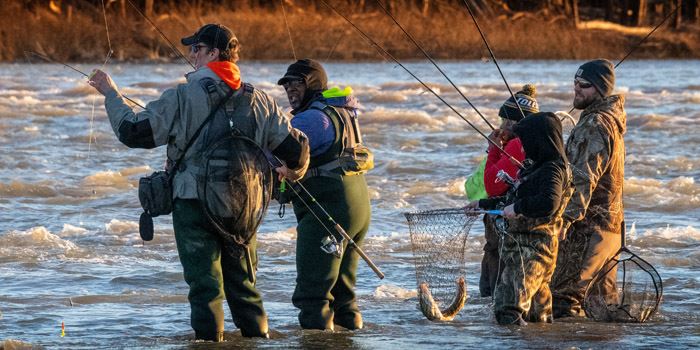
[404,207,479,320]
[583,225,663,323]
[198,134,273,259]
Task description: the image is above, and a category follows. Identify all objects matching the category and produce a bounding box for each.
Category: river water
[1,61,699,348]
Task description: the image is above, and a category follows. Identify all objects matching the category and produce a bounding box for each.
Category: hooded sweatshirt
[480,112,572,236]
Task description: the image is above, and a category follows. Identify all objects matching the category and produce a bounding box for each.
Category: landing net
[583,246,663,323]
[405,207,479,312]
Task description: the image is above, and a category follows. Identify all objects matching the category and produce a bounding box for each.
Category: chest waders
[169,79,272,340]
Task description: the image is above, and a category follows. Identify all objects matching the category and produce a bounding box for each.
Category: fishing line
[26,52,145,109]
[126,0,195,69]
[615,3,680,68]
[461,0,526,121]
[566,3,681,114]
[280,0,297,60]
[105,12,384,277]
[374,0,496,131]
[321,0,523,169]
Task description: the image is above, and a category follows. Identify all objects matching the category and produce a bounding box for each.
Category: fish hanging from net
[404,207,486,321]
[583,221,663,323]
[198,132,274,283]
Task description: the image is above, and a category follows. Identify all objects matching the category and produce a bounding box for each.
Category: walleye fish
[418,276,467,321]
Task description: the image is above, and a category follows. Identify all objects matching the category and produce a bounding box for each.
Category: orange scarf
[207,61,242,90]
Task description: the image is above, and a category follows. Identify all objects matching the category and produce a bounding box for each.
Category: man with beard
[551,59,627,318]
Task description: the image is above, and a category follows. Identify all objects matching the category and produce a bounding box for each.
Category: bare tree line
[27,0,700,28]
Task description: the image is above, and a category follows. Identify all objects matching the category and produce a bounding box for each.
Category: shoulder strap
[168,82,234,181]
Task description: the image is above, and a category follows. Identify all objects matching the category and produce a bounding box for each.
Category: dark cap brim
[181,34,198,46]
[277,74,303,86]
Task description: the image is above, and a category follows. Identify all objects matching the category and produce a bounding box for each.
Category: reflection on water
[0,61,699,348]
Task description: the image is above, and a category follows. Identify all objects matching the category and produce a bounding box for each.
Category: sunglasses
[575,80,593,89]
[190,44,209,54]
[282,79,305,90]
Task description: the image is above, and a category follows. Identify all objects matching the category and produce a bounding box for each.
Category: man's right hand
[87,69,118,96]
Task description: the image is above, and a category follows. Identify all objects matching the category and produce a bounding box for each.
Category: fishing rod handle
[334,223,385,279]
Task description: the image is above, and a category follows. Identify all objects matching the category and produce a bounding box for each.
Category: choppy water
[1,61,699,349]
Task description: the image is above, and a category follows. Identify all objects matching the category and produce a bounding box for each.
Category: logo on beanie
[515,97,538,112]
[576,68,584,77]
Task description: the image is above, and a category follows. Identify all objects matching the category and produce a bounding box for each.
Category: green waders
[172,199,268,340]
[292,174,371,330]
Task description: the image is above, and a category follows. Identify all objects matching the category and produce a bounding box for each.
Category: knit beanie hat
[277,58,328,91]
[498,84,539,121]
[575,59,615,97]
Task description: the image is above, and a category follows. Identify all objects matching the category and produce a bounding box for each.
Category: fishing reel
[320,234,344,258]
[496,169,517,187]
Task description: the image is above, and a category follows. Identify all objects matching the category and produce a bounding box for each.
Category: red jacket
[484,137,525,197]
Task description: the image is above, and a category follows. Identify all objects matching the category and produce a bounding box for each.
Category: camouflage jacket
[563,94,626,234]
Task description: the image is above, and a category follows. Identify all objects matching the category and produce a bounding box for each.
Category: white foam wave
[373,284,416,300]
[59,223,89,237]
[0,180,58,197]
[105,219,139,234]
[628,223,700,244]
[0,226,78,250]
[625,176,700,212]
[82,170,136,190]
[362,107,441,127]
[259,227,297,242]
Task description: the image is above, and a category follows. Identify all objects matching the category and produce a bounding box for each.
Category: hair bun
[519,84,536,98]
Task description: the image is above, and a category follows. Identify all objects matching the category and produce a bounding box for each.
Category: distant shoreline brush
[3,1,699,62]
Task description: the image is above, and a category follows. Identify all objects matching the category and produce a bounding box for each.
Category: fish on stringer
[418,276,467,321]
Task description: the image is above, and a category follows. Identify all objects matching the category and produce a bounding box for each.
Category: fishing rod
[280,0,298,60]
[27,51,145,109]
[566,3,681,113]
[616,3,681,68]
[374,0,496,131]
[320,0,523,169]
[461,0,526,121]
[125,0,195,70]
[128,15,384,277]
[281,173,385,279]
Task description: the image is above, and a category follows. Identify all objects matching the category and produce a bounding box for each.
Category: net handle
[621,220,626,248]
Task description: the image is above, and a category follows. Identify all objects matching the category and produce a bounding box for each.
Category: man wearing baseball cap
[551,59,627,319]
[88,23,310,341]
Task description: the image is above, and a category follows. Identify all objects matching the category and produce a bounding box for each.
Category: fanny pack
[138,170,173,217]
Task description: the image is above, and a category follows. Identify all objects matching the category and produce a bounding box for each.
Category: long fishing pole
[567,3,681,113]
[27,51,145,109]
[461,0,526,121]
[282,174,385,279]
[320,0,523,169]
[280,0,297,60]
[374,0,496,131]
[125,0,195,70]
[615,2,680,68]
[126,11,384,278]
